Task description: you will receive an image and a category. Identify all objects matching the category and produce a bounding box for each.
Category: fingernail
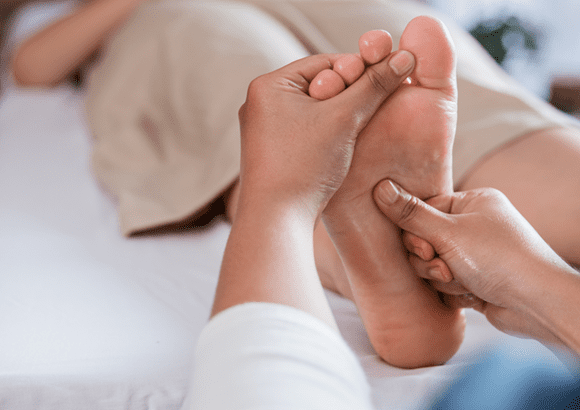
[388,50,414,76]
[428,267,444,282]
[378,180,400,204]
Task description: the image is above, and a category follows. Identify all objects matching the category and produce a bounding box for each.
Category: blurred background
[423,0,580,116]
[2,0,580,114]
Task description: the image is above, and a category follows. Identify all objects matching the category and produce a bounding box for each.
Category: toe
[399,16,456,91]
[309,69,346,100]
[333,54,365,86]
[359,30,393,65]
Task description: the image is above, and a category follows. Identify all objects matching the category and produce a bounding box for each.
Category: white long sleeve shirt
[190,302,374,410]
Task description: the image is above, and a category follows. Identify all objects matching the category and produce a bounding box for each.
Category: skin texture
[321,16,464,369]
[374,180,580,359]
[212,50,416,325]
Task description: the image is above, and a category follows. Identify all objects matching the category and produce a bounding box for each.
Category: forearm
[12,0,143,86]
[521,261,580,356]
[211,196,337,331]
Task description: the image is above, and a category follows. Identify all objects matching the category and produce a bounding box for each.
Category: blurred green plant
[469,16,540,67]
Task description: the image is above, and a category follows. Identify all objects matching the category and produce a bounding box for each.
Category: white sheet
[0,3,565,409]
[0,85,209,408]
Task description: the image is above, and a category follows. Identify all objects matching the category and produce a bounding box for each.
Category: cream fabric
[86,0,310,235]
[86,0,575,236]
[189,302,374,410]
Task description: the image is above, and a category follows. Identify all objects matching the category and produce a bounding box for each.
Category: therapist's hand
[237,51,415,219]
[373,180,578,346]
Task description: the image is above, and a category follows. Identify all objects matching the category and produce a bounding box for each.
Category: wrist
[213,188,334,326]
[519,260,580,355]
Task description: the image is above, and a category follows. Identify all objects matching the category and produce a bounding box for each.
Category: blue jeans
[430,346,580,409]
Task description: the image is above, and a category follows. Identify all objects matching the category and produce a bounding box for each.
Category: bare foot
[322,17,465,368]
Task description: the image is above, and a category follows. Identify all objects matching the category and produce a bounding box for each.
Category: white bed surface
[0,86,218,409]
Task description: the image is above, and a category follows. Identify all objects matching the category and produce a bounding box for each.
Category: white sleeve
[189,302,374,410]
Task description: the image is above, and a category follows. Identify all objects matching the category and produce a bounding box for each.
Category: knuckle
[476,187,510,208]
[398,195,421,224]
[245,76,275,116]
[238,103,247,121]
[246,76,269,100]
[364,65,394,95]
[477,187,503,201]
[488,187,508,203]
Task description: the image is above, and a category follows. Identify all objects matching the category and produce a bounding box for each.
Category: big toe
[399,16,456,91]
